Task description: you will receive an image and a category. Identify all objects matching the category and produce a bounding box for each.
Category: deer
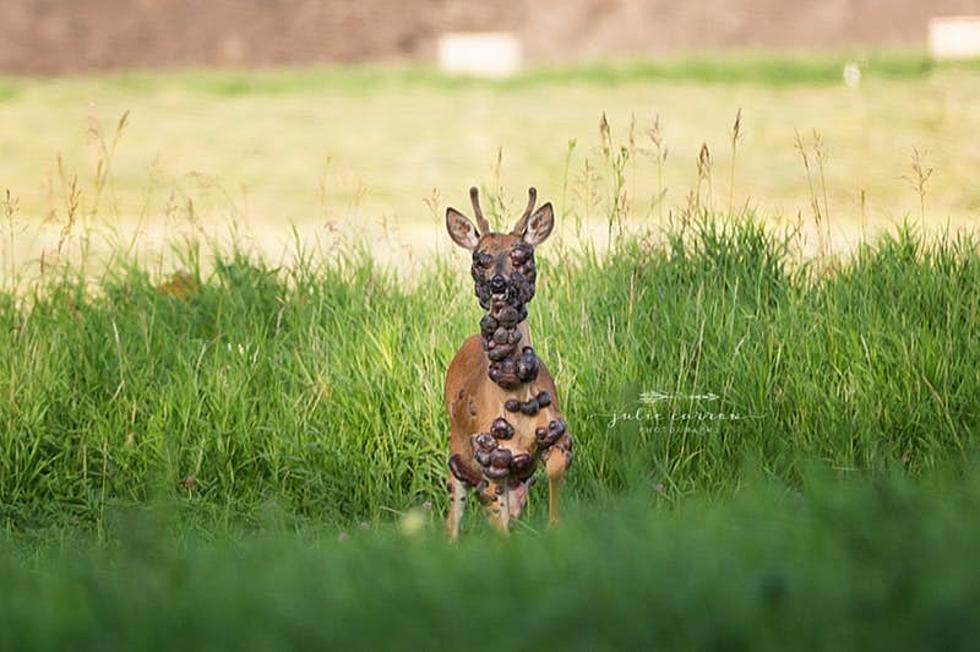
[443,186,573,540]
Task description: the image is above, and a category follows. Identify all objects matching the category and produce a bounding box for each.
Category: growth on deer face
[443,186,572,539]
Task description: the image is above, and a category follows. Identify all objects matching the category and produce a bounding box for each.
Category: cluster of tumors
[474,242,539,390]
[449,412,571,504]
[448,239,572,500]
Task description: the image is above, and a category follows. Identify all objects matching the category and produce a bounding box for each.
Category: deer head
[446,187,555,389]
[446,186,554,309]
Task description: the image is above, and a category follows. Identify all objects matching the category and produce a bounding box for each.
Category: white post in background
[437,32,523,78]
[929,16,980,60]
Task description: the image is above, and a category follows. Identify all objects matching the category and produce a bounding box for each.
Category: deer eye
[472,251,493,268]
[511,244,532,265]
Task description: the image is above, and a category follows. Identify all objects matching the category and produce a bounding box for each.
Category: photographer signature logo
[639,390,719,404]
[595,389,762,434]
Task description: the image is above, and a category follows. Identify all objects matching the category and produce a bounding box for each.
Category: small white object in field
[437,32,523,78]
[929,16,980,60]
[398,508,427,535]
[843,61,862,88]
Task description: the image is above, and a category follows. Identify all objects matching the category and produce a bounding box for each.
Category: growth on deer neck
[445,186,554,391]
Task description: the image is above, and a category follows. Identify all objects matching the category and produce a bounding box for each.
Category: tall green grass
[1,219,977,532]
[2,470,979,651]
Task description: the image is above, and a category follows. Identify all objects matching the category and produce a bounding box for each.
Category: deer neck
[480,307,539,392]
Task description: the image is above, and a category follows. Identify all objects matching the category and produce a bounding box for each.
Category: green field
[2,55,980,649]
[3,51,980,274]
[3,217,979,525]
[3,216,980,647]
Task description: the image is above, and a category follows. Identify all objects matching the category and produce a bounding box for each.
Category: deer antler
[511,187,537,237]
[469,187,492,235]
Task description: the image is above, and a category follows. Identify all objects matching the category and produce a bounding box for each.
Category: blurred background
[3,0,979,72]
[2,0,980,275]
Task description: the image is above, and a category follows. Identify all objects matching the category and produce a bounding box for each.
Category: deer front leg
[478,479,511,536]
[445,473,468,542]
[447,451,483,542]
[544,433,573,525]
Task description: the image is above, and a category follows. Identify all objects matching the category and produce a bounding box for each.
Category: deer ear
[446,207,481,250]
[522,203,554,246]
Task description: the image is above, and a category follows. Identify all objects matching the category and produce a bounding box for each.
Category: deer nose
[490,274,507,293]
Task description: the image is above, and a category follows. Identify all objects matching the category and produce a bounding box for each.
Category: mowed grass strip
[0,218,977,530]
[1,50,939,95]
